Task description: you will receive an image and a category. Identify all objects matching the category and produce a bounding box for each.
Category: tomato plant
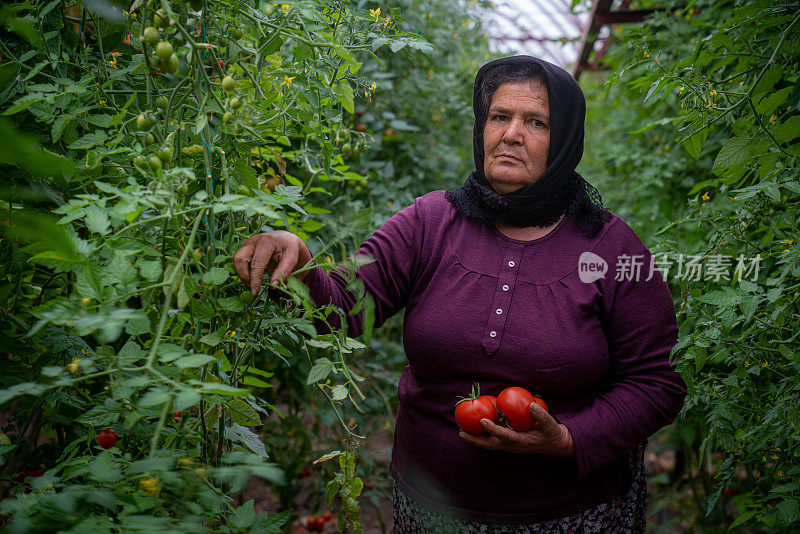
[0,0,437,530]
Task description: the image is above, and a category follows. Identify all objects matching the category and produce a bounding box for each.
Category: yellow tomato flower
[678,86,685,95]
[281,4,289,14]
[384,15,391,27]
[139,478,160,494]
[769,115,776,124]
[364,90,371,101]
[281,75,295,86]
[81,297,91,305]
[701,192,710,202]
[98,99,107,107]
[369,7,381,22]
[67,358,81,375]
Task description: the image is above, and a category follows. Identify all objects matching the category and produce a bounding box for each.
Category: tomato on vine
[97,428,118,449]
[136,114,154,131]
[142,26,161,44]
[221,75,235,91]
[155,41,174,62]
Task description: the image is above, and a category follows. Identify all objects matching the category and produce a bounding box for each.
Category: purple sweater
[302,190,686,523]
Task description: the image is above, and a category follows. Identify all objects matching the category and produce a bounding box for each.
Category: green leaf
[85,205,110,235]
[225,423,267,456]
[713,137,751,173]
[218,296,244,312]
[683,128,709,160]
[174,389,201,412]
[2,93,40,115]
[199,331,222,347]
[229,500,256,529]
[174,353,216,368]
[202,267,229,285]
[754,87,791,116]
[138,388,171,408]
[773,116,800,142]
[307,357,334,384]
[252,509,291,534]
[234,160,259,190]
[696,288,742,307]
[0,382,48,405]
[67,131,108,150]
[336,81,354,114]
[227,398,262,426]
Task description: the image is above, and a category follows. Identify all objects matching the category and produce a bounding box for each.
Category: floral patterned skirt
[391,441,647,534]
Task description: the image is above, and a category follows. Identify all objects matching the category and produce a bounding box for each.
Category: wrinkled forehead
[488,79,549,108]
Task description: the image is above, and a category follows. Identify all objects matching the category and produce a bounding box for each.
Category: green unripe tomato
[234,122,244,134]
[143,26,161,44]
[148,155,163,171]
[157,145,173,164]
[241,290,255,305]
[148,54,161,69]
[221,76,235,91]
[222,111,234,124]
[164,54,179,74]
[192,248,203,261]
[133,155,147,168]
[262,4,275,15]
[342,143,352,154]
[156,95,169,109]
[153,9,169,27]
[155,41,174,62]
[229,97,242,110]
[354,185,363,194]
[231,28,244,39]
[176,184,189,195]
[137,114,155,131]
[236,184,251,195]
[144,133,155,145]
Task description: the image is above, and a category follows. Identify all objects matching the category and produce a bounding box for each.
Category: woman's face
[482,80,550,194]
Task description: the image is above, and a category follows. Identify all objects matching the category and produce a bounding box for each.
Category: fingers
[233,240,255,285]
[249,237,277,296]
[271,242,299,285]
[529,402,557,435]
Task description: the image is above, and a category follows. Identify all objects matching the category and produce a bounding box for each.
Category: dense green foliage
[0,0,489,531]
[582,0,800,531]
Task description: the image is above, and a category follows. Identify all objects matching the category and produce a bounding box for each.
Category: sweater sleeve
[557,218,687,478]
[300,198,422,337]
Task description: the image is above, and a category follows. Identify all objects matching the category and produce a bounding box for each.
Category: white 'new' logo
[578,252,608,283]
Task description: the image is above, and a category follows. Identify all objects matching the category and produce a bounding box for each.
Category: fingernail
[481,419,489,427]
[459,432,466,439]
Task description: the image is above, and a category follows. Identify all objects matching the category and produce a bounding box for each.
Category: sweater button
[489,331,497,338]
[502,284,509,291]
[496,308,502,315]
[508,261,515,267]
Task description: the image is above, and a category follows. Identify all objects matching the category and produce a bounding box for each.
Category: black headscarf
[445,55,611,237]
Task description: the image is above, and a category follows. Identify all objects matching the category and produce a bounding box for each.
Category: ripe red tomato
[323,511,333,522]
[455,395,497,435]
[306,516,325,532]
[97,428,118,449]
[496,387,536,431]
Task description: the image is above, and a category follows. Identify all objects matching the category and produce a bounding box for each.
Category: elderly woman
[233,55,686,533]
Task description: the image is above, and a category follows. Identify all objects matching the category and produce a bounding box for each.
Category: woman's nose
[501,118,524,144]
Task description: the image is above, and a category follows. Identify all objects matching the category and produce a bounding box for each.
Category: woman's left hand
[459,401,575,456]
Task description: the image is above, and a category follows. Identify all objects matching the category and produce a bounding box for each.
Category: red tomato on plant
[306,516,324,532]
[97,428,118,449]
[497,387,537,431]
[455,395,497,435]
[323,512,332,522]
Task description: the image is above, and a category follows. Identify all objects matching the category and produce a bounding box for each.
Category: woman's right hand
[233,231,313,296]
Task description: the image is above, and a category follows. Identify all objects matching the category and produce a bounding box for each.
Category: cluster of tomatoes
[455,385,548,434]
[301,512,333,533]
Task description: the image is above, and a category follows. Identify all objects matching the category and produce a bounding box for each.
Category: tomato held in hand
[97,428,118,449]
[496,386,536,431]
[455,395,497,435]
